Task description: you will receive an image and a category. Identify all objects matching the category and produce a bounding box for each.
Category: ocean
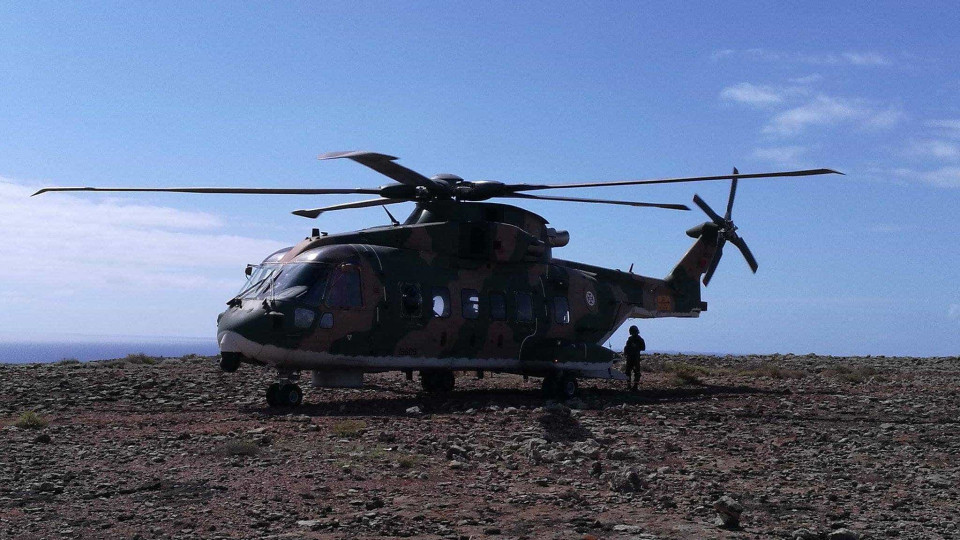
[0,339,219,364]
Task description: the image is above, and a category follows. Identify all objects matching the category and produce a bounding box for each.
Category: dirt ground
[1,353,958,540]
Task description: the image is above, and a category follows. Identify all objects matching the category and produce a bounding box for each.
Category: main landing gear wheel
[542,373,579,400]
[266,382,302,407]
[420,370,455,393]
[266,382,280,407]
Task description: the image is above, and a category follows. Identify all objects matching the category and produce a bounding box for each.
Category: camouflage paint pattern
[216,201,719,379]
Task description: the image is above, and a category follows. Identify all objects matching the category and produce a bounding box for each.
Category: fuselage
[216,201,708,379]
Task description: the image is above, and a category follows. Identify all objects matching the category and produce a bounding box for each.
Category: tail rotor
[693,168,759,286]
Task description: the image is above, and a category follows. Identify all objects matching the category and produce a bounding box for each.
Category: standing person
[623,325,646,391]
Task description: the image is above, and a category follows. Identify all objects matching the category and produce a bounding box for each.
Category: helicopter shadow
[246,382,782,419]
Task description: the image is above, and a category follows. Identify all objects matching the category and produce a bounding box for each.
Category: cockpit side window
[326,265,363,308]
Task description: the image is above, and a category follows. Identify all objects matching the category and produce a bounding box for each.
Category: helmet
[629,325,639,335]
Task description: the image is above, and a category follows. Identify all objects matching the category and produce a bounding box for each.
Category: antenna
[383,206,400,226]
[628,263,634,274]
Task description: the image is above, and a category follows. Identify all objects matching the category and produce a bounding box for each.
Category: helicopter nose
[217,306,277,350]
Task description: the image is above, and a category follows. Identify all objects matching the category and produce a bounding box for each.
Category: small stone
[713,495,743,529]
[446,445,468,460]
[793,528,818,540]
[609,468,644,493]
[827,529,860,540]
[296,520,322,531]
[405,406,422,415]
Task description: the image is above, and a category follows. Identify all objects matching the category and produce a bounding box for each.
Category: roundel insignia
[585,291,596,307]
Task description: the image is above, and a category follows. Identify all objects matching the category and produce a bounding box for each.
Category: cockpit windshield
[236,263,332,303]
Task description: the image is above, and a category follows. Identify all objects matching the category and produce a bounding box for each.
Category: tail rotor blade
[693,194,725,225]
[730,236,759,273]
[724,167,739,220]
[702,241,724,286]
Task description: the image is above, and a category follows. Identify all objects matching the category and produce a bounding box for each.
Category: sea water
[0,338,219,364]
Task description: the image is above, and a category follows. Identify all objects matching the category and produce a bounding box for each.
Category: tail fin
[664,222,720,311]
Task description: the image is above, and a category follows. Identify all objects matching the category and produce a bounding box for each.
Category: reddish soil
[1,353,958,539]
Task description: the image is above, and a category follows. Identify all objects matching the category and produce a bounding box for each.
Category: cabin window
[553,296,570,324]
[461,289,480,319]
[490,292,506,320]
[319,312,334,329]
[515,292,533,322]
[399,282,422,317]
[432,287,451,318]
[325,265,362,308]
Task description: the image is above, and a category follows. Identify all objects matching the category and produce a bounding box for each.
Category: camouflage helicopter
[35,152,839,406]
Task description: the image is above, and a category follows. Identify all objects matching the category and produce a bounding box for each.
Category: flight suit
[623,334,646,389]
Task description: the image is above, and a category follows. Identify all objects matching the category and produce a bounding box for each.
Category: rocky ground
[1,353,958,540]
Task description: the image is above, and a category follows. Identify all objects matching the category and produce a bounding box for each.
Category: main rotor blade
[291,197,408,219]
[724,167,739,220]
[505,168,843,193]
[693,194,725,224]
[32,187,380,196]
[702,241,724,286]
[730,236,759,273]
[504,193,690,211]
[318,151,433,188]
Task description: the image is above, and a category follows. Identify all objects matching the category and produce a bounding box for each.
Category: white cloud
[890,167,960,188]
[789,74,823,85]
[0,179,285,293]
[710,49,736,60]
[764,95,860,135]
[949,304,960,321]
[925,119,960,135]
[906,139,960,160]
[720,83,785,107]
[751,145,807,165]
[840,52,892,66]
[763,95,903,135]
[860,108,906,130]
[865,224,916,234]
[711,49,893,67]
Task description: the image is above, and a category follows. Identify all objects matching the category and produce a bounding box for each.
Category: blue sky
[0,2,957,356]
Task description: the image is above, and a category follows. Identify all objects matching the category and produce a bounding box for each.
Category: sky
[0,2,958,356]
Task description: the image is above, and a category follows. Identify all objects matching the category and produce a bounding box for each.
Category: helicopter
[34,151,840,406]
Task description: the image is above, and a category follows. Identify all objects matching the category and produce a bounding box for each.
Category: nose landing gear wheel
[218,352,241,373]
[266,382,302,407]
